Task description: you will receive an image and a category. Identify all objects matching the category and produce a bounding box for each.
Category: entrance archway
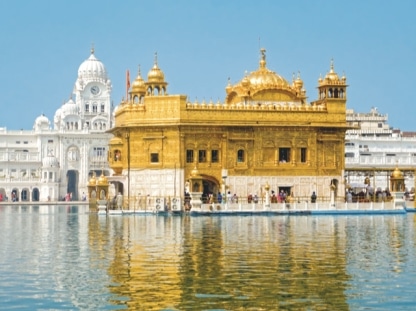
[67,170,79,201]
[200,176,220,203]
[32,188,40,201]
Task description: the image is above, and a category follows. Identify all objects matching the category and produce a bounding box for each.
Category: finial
[330,58,334,72]
[138,64,141,76]
[91,43,95,55]
[259,48,266,68]
[260,48,266,60]
[154,52,158,66]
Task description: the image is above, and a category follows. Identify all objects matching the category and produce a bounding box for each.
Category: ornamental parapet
[185,100,327,112]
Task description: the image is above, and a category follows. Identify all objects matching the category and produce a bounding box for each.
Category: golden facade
[108,49,349,203]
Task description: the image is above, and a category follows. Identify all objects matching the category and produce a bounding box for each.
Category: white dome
[42,155,59,168]
[33,114,50,131]
[61,98,78,116]
[78,49,108,81]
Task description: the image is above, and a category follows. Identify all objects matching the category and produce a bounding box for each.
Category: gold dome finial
[259,48,266,69]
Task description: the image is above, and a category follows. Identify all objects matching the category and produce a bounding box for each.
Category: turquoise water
[1,205,416,310]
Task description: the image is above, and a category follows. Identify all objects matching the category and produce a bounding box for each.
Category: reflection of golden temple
[108,48,349,204]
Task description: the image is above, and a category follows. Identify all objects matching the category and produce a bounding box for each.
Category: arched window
[237,149,245,163]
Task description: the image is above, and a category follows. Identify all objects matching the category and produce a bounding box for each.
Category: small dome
[132,66,146,93]
[78,48,108,81]
[34,114,50,131]
[61,98,78,116]
[42,154,59,168]
[147,53,165,83]
[190,166,201,178]
[97,173,109,185]
[294,73,303,89]
[391,167,404,179]
[324,60,341,82]
[88,174,97,186]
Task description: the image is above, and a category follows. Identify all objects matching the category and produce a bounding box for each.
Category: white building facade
[345,107,416,194]
[0,49,113,202]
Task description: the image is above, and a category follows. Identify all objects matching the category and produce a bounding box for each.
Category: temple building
[345,107,416,197]
[108,48,349,205]
[0,48,113,202]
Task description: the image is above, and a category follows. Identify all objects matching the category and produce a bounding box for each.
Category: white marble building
[345,107,416,193]
[0,48,113,202]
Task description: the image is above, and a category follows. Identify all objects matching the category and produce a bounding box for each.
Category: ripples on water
[1,205,416,310]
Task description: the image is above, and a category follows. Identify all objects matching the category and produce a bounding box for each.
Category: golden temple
[108,48,349,204]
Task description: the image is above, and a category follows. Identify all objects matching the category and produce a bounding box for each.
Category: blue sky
[1,0,415,131]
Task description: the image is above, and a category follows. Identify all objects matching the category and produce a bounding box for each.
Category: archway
[21,188,30,202]
[67,170,79,201]
[32,188,40,201]
[200,175,220,203]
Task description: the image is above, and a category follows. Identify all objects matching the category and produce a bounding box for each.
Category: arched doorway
[11,188,19,202]
[67,170,79,201]
[200,176,220,203]
[32,188,40,201]
[21,188,30,201]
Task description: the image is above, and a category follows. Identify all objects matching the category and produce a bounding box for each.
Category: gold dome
[323,59,341,82]
[294,72,303,89]
[225,48,300,105]
[132,66,146,93]
[190,166,201,178]
[97,173,109,185]
[391,167,404,179]
[242,48,290,89]
[88,174,97,186]
[147,52,165,83]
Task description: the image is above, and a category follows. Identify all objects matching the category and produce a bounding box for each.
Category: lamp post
[125,130,130,209]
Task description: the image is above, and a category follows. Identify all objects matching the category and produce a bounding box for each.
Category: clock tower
[74,47,113,131]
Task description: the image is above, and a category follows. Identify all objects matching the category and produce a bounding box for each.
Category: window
[93,147,105,157]
[345,152,355,158]
[101,104,105,113]
[237,149,245,162]
[48,139,53,143]
[186,150,194,163]
[85,104,89,113]
[23,141,28,144]
[300,148,307,163]
[93,105,97,113]
[279,148,290,162]
[199,150,206,163]
[211,150,219,163]
[151,153,159,163]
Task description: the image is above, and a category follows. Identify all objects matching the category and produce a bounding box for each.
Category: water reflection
[1,206,416,310]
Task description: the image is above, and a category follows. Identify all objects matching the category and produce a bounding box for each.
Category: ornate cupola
[317,59,348,101]
[129,65,146,103]
[145,52,168,96]
[225,48,306,105]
